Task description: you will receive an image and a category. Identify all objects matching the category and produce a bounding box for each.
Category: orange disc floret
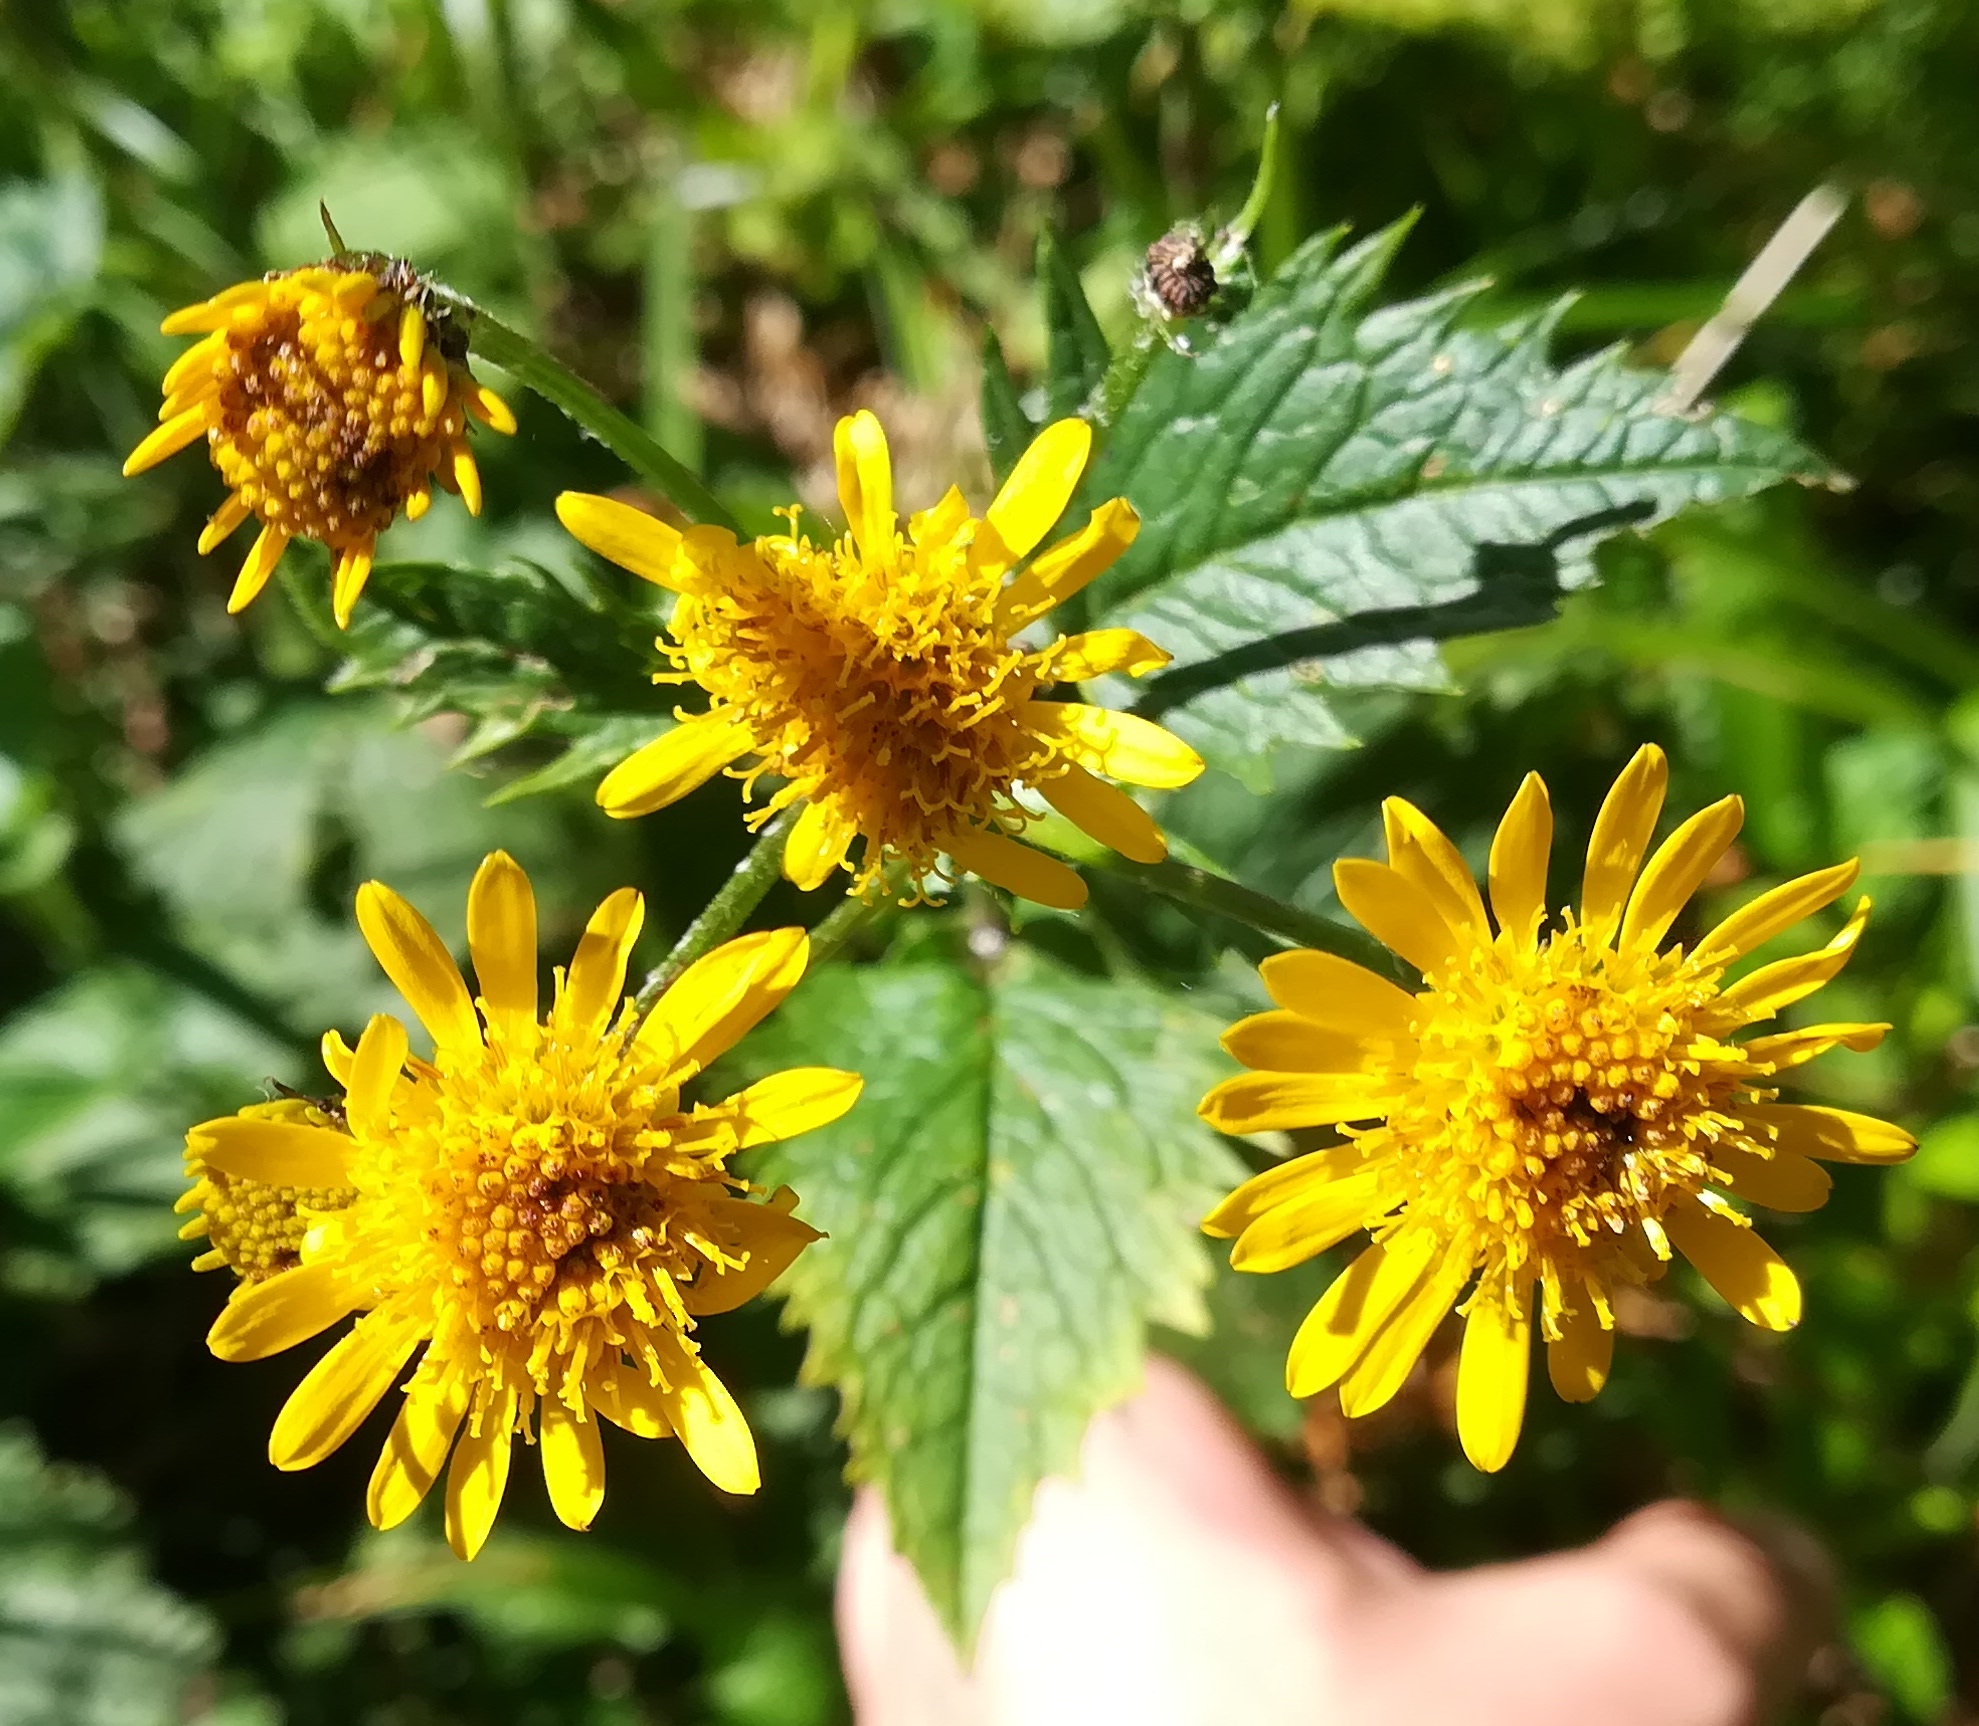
[124,259,516,627]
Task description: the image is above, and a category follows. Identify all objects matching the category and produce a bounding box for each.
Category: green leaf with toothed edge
[729,942,1242,1650]
[979,329,1036,490]
[1038,228,1110,421]
[0,1426,222,1726]
[1084,218,1831,789]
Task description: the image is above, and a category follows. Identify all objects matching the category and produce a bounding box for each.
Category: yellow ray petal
[555,493,688,589]
[1051,628,1171,682]
[1712,897,1870,1024]
[368,1374,468,1531]
[331,545,374,630]
[321,1028,355,1088]
[593,1363,673,1439]
[994,497,1141,630]
[979,418,1093,578]
[1619,794,1744,952]
[1024,702,1204,790]
[638,927,809,1077]
[159,280,269,334]
[539,1398,607,1531]
[467,850,538,1034]
[269,1314,422,1471]
[1219,1009,1395,1075]
[783,796,857,892]
[162,331,225,394]
[1662,1197,1801,1330]
[1711,1143,1832,1213]
[1201,1142,1371,1238]
[653,1333,759,1495]
[1546,1292,1613,1404]
[943,824,1088,909]
[1256,949,1418,1038]
[1332,858,1461,979]
[1580,743,1668,937]
[1039,764,1166,865]
[468,383,517,435]
[680,1190,822,1316]
[227,524,291,614]
[1285,1229,1439,1398]
[562,887,645,1043]
[1456,1279,1533,1471]
[1741,1103,1915,1166]
[189,1116,353,1188]
[1487,772,1553,945]
[207,1263,360,1362]
[834,410,896,559]
[356,881,481,1052]
[445,1390,516,1560]
[1199,1071,1394,1135]
[909,484,971,551]
[1382,799,1489,945]
[704,1068,863,1149]
[597,717,753,819]
[453,447,483,516]
[1338,1241,1473,1418]
[345,1013,409,1141]
[1740,1022,1887,1071]
[196,493,252,555]
[1229,1170,1389,1273]
[1692,858,1861,968]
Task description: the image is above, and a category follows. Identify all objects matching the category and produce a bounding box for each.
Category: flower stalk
[446,294,741,534]
[634,809,796,1014]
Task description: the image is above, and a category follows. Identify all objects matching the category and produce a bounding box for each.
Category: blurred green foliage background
[3,0,1979,1720]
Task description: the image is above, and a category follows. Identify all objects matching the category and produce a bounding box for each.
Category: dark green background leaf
[0,1427,219,1726]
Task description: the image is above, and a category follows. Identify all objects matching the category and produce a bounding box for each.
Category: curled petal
[557,492,688,589]
[597,718,753,819]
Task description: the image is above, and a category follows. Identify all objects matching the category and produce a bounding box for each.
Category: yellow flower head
[1199,745,1915,1472]
[123,261,516,628]
[183,853,859,1558]
[556,412,1204,908]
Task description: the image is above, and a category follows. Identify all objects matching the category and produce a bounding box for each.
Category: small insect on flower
[181,853,859,1558]
[556,411,1204,909]
[124,258,515,628]
[1199,745,1915,1471]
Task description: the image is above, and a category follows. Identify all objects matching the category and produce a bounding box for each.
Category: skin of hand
[837,1357,1828,1726]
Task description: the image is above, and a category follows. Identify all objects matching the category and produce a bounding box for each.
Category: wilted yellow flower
[1200,745,1914,1471]
[124,261,515,627]
[182,853,858,1558]
[556,411,1204,908]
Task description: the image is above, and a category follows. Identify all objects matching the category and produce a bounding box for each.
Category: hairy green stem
[1086,331,1160,429]
[1083,851,1399,976]
[634,811,795,1014]
[454,301,741,533]
[804,894,880,969]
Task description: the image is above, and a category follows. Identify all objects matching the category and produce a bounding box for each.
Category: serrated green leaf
[1038,229,1109,420]
[979,329,1035,489]
[1089,220,1829,785]
[293,556,660,757]
[739,944,1241,1647]
[484,714,667,805]
[0,1426,219,1726]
